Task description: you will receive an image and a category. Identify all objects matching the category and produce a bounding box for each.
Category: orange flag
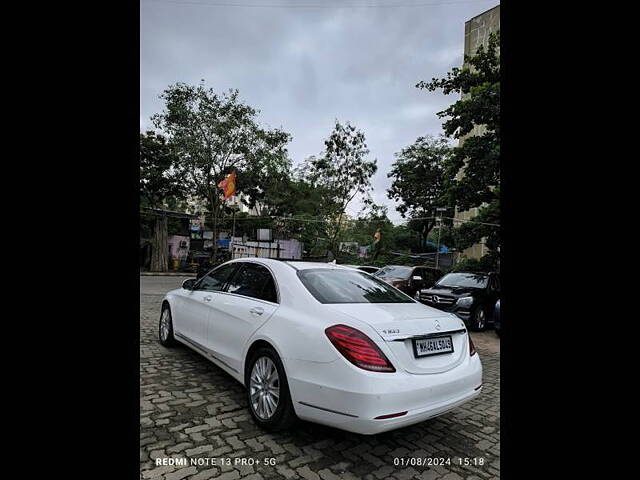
[217,171,236,200]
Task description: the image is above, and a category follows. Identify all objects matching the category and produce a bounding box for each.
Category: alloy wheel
[249,356,280,420]
[160,309,170,341]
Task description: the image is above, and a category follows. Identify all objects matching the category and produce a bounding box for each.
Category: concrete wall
[168,235,190,259]
[464,4,500,57]
[454,4,499,261]
[231,238,303,260]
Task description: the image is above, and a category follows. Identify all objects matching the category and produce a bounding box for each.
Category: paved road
[140,276,500,480]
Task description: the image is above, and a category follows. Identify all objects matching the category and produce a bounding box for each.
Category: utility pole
[435,207,447,270]
[231,208,236,242]
[231,207,236,260]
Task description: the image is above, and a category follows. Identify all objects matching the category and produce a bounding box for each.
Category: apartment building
[454,4,500,260]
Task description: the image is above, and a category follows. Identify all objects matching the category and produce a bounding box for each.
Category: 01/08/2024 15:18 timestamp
[393,457,486,467]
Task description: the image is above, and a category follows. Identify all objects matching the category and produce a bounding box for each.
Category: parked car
[373,265,444,298]
[340,264,380,274]
[160,258,482,435]
[493,299,501,336]
[416,272,500,331]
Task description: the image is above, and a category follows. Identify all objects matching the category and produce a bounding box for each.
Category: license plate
[413,335,454,358]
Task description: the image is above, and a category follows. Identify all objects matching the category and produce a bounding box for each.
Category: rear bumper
[285,352,482,435]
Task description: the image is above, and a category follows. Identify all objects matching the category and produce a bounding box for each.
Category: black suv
[373,265,444,298]
[416,271,500,331]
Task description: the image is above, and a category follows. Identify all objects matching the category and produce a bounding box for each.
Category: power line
[404,215,500,227]
[166,212,499,227]
[143,0,497,10]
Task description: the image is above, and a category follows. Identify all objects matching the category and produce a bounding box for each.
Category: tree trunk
[210,192,219,264]
[329,212,343,259]
[150,214,169,272]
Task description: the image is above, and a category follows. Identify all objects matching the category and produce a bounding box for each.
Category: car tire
[469,307,487,332]
[245,347,297,432]
[159,304,177,347]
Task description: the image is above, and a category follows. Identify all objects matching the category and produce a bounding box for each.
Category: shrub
[452,253,499,273]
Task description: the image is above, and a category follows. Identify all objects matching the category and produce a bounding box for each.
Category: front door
[179,263,238,347]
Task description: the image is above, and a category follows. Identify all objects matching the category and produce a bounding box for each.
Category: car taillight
[325,324,396,373]
[469,334,476,356]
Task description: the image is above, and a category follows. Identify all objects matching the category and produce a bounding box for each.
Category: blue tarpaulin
[425,240,449,253]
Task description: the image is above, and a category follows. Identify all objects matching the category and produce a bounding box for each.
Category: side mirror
[182,278,196,290]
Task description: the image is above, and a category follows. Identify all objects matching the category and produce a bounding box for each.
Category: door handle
[250,307,264,316]
[203,296,212,302]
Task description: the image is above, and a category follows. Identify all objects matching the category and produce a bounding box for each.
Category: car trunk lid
[325,303,469,374]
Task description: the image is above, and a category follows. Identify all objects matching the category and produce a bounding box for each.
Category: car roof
[225,258,376,271]
[380,265,440,270]
[445,271,491,276]
[227,257,283,266]
[285,261,352,270]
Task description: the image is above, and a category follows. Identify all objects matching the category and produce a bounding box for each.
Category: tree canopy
[416,31,500,262]
[151,82,291,257]
[304,120,377,255]
[139,131,184,209]
[387,135,451,249]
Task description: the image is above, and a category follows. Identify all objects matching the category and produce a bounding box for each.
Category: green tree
[151,82,291,261]
[417,31,500,264]
[305,121,377,257]
[387,135,451,252]
[140,131,185,272]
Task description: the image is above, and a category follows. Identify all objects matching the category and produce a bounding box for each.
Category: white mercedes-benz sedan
[159,258,482,435]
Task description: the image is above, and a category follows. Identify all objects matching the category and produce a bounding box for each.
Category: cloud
[141,0,498,223]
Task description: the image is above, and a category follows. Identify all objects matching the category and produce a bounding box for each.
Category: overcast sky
[140,0,498,223]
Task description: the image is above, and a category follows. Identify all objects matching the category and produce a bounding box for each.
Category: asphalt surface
[140,276,500,480]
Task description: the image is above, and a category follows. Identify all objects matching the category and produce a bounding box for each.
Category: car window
[436,273,488,289]
[374,266,412,280]
[298,268,414,304]
[225,263,278,303]
[196,263,237,292]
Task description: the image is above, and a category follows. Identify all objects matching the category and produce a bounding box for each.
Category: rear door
[205,262,279,374]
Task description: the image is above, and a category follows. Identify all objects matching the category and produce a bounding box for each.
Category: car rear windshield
[436,273,488,288]
[298,268,414,304]
[373,266,412,279]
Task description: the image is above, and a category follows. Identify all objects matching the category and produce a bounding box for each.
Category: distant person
[372,229,382,261]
